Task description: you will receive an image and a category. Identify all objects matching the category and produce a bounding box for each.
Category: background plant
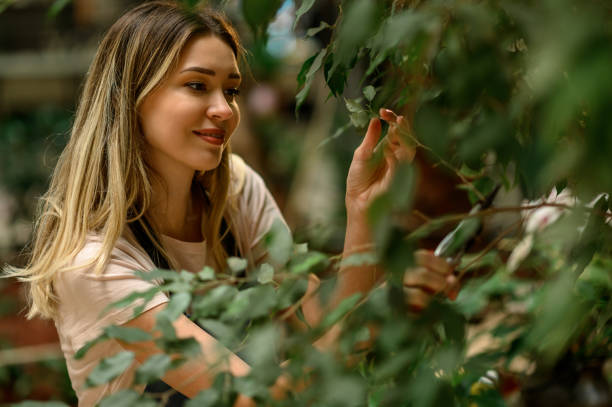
[6,0,612,406]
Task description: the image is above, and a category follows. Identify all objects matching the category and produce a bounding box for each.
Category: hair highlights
[5,1,243,319]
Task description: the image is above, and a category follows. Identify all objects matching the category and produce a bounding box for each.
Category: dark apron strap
[129,212,243,406]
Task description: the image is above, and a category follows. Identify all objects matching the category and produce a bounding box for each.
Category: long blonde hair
[5,1,244,320]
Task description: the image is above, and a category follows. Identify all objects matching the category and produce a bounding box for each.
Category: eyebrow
[179,66,241,80]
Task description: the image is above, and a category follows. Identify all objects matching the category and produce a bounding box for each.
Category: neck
[148,166,203,242]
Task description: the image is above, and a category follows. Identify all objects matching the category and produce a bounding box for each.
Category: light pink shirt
[53,155,288,406]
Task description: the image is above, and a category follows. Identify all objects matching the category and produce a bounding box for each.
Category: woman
[6,1,455,405]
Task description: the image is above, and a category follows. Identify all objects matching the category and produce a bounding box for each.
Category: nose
[207,90,233,121]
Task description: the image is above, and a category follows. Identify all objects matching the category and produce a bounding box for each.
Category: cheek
[231,104,241,131]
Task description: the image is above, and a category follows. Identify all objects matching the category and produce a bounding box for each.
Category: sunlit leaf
[321,293,362,329]
[294,0,316,30]
[185,388,220,407]
[223,285,277,321]
[86,351,134,387]
[98,390,156,407]
[306,21,331,37]
[264,218,294,267]
[192,285,238,318]
[227,257,247,273]
[289,251,329,275]
[104,325,152,343]
[197,266,215,281]
[134,354,172,384]
[256,263,275,284]
[363,85,376,102]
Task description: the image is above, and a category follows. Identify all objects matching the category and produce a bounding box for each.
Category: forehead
[176,34,239,74]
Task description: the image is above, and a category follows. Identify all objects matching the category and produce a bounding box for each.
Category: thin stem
[456,218,523,282]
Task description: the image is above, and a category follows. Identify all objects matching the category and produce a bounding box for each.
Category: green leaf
[155,292,191,340]
[293,242,309,254]
[134,354,173,384]
[297,54,317,87]
[350,111,370,128]
[294,0,317,30]
[344,97,363,113]
[333,0,379,72]
[86,351,135,387]
[134,269,182,282]
[223,285,277,321]
[256,263,275,284]
[47,0,70,18]
[296,48,328,114]
[276,277,308,309]
[324,52,348,96]
[264,218,294,267]
[75,336,106,360]
[104,325,152,343]
[227,257,247,273]
[434,216,481,259]
[102,286,160,316]
[197,266,215,281]
[363,85,376,102]
[192,285,238,318]
[197,319,242,349]
[306,21,331,37]
[155,314,176,340]
[160,292,191,321]
[98,390,140,407]
[234,375,269,399]
[241,0,283,39]
[289,251,329,275]
[185,388,221,407]
[389,162,415,209]
[11,402,69,407]
[321,293,362,329]
[160,337,202,358]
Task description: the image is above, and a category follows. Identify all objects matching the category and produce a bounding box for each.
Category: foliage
[4,0,612,406]
[0,107,71,221]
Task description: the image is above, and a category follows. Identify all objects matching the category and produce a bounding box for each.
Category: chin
[193,153,223,173]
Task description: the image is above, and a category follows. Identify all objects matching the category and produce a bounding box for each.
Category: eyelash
[185,82,241,99]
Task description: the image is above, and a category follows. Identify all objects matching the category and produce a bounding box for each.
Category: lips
[193,128,225,146]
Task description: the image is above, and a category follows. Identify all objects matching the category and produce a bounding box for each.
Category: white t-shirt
[52,155,288,406]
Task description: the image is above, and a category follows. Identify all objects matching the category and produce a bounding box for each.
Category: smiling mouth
[193,130,225,146]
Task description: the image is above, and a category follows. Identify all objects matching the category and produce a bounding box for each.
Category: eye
[224,88,241,101]
[186,82,206,92]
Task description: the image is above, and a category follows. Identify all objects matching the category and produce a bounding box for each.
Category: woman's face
[139,34,241,177]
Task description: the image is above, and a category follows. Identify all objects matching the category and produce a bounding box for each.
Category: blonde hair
[5,1,244,319]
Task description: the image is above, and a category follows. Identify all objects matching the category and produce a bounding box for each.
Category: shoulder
[62,234,155,282]
[228,153,268,199]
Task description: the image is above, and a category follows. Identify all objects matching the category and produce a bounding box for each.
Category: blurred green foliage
[0,107,71,220]
[2,0,612,405]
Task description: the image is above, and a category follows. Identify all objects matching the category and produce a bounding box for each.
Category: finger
[386,116,416,162]
[444,274,460,301]
[354,118,382,160]
[379,108,399,123]
[403,266,447,293]
[404,287,431,311]
[414,249,453,275]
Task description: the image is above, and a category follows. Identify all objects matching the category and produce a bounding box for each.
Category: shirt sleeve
[54,237,169,350]
[231,157,291,267]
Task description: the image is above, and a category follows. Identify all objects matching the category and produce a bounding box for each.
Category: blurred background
[0,0,473,403]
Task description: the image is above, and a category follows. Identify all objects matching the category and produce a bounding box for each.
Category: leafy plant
[5,0,612,405]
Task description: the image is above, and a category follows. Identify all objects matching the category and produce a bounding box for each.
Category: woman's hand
[403,250,458,311]
[345,108,415,218]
